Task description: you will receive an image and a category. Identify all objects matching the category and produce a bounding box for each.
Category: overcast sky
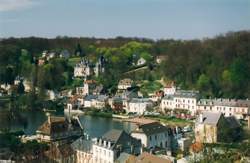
[0,0,249,40]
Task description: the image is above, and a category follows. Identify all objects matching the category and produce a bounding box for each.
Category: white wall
[92,144,114,163]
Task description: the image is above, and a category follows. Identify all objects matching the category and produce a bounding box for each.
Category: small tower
[46,112,51,124]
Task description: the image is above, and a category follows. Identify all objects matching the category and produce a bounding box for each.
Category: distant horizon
[1,30,250,41]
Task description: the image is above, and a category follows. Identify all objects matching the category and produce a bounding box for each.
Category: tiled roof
[84,95,98,101]
[132,122,169,136]
[174,90,199,98]
[119,79,133,85]
[135,152,172,163]
[101,129,141,150]
[71,137,93,152]
[37,116,82,135]
[197,112,222,126]
[116,152,136,163]
[130,98,151,103]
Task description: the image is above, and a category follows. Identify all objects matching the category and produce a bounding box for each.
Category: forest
[0,30,249,100]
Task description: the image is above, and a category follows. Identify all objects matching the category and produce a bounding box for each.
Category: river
[0,110,136,138]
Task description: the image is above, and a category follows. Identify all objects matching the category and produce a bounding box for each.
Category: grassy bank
[85,109,113,118]
[144,115,193,127]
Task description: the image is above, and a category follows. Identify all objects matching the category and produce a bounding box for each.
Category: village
[1,48,250,163]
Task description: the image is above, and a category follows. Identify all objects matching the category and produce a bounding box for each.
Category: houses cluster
[66,77,156,115]
[194,111,241,143]
[65,76,250,121]
[38,50,70,65]
[161,81,250,120]
[30,113,180,163]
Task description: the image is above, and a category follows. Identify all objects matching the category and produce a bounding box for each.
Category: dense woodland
[0,31,250,102]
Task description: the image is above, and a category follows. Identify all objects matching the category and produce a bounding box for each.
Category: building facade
[131,122,171,150]
[127,98,153,115]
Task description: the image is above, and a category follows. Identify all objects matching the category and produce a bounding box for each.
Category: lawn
[145,115,193,127]
[140,81,163,95]
[68,57,82,67]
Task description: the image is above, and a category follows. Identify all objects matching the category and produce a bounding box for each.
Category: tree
[197,74,211,96]
[74,43,85,57]
[17,81,25,94]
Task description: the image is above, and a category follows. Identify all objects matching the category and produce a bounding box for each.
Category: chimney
[199,113,203,123]
[104,140,107,147]
[99,139,102,146]
[108,141,111,148]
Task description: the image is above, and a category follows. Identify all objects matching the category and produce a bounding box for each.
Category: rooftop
[135,152,172,163]
[130,98,152,103]
[132,122,169,136]
[197,112,222,126]
[37,116,82,135]
[174,90,199,98]
[118,78,133,85]
[71,137,93,152]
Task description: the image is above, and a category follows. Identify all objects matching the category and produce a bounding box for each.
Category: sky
[0,0,249,40]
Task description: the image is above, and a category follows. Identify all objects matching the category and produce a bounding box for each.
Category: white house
[118,78,133,90]
[74,59,91,78]
[197,98,250,119]
[71,137,93,163]
[163,81,176,96]
[92,95,108,109]
[92,129,142,163]
[137,57,146,66]
[161,90,199,115]
[84,95,98,108]
[131,122,171,150]
[128,98,153,115]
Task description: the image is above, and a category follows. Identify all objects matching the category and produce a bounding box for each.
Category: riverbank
[144,115,193,127]
[84,110,113,118]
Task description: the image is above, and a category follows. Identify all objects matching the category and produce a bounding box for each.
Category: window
[149,136,152,141]
[155,135,157,140]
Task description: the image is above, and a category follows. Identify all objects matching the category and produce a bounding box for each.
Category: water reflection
[0,110,136,137]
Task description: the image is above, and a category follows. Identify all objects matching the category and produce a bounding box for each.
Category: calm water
[0,110,136,138]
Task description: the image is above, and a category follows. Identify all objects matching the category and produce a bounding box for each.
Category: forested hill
[0,31,250,98]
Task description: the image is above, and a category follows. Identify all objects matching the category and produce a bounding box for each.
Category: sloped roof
[37,116,82,135]
[71,137,93,152]
[102,129,123,142]
[102,129,141,150]
[198,112,222,126]
[116,152,136,163]
[132,122,169,136]
[174,90,199,98]
[135,152,172,163]
[119,78,133,85]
